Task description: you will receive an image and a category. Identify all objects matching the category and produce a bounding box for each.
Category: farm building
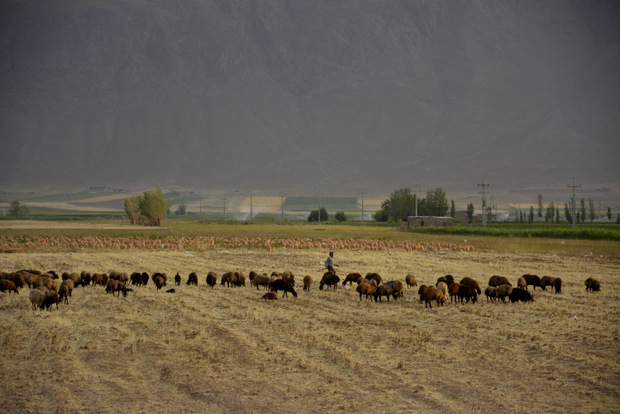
[407,216,453,228]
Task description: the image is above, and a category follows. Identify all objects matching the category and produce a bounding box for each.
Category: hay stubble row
[0,246,618,413]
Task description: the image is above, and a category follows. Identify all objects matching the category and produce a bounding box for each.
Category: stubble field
[0,228,619,413]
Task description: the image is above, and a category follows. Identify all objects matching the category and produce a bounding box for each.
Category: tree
[124,196,142,225]
[588,199,595,223]
[537,194,543,222]
[9,200,29,219]
[486,205,493,223]
[545,202,555,223]
[450,200,456,218]
[579,198,586,224]
[308,208,328,222]
[466,203,474,223]
[334,211,347,223]
[125,188,172,226]
[608,207,612,221]
[175,205,187,215]
[422,187,449,216]
[380,188,415,222]
[528,206,534,223]
[374,208,389,222]
[555,206,560,224]
[564,203,573,225]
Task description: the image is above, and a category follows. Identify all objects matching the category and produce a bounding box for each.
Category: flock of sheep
[0,266,603,311]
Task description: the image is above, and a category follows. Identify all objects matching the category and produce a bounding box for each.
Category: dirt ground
[0,246,618,414]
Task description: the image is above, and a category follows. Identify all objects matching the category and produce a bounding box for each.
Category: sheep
[9,272,25,289]
[459,277,481,294]
[249,271,257,281]
[58,280,74,304]
[457,285,478,304]
[517,276,526,289]
[80,271,92,286]
[319,273,340,290]
[391,280,404,299]
[130,272,142,286]
[236,272,246,287]
[29,289,45,310]
[252,274,271,290]
[437,275,454,286]
[206,271,218,288]
[281,272,295,286]
[262,291,278,300]
[42,290,60,311]
[509,287,534,303]
[521,274,541,290]
[174,273,181,286]
[418,285,429,302]
[365,273,382,286]
[154,276,165,291]
[342,273,362,286]
[270,279,297,298]
[152,272,167,286]
[25,273,39,288]
[539,276,556,291]
[187,272,198,286]
[303,276,313,291]
[423,286,444,308]
[91,273,107,287]
[356,282,376,301]
[553,277,562,294]
[374,284,393,302]
[0,279,19,294]
[485,286,498,302]
[34,276,56,291]
[496,284,513,302]
[106,280,127,297]
[405,274,417,288]
[585,278,600,292]
[436,281,449,302]
[444,282,460,304]
[488,275,511,287]
[141,272,149,286]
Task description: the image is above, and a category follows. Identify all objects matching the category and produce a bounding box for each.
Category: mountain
[1,0,618,205]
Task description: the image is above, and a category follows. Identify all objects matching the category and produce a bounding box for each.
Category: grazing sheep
[236,272,247,287]
[457,285,478,304]
[342,273,362,286]
[262,291,278,300]
[391,280,404,299]
[106,280,127,297]
[517,276,526,289]
[252,274,270,290]
[459,277,481,294]
[42,290,60,311]
[585,278,600,292]
[29,289,45,310]
[174,273,181,285]
[405,274,417,288]
[9,272,25,289]
[152,272,167,286]
[521,274,541,290]
[281,272,295,286]
[485,286,498,302]
[509,287,534,303]
[80,271,92,287]
[374,284,393,302]
[539,276,556,291]
[154,276,165,291]
[206,271,218,288]
[553,277,562,294]
[365,273,382,286]
[319,273,340,290]
[418,285,429,302]
[58,280,74,304]
[130,272,142,286]
[91,273,107,287]
[488,275,511,287]
[447,282,463,304]
[249,271,257,281]
[141,272,149,286]
[356,282,376,301]
[496,284,513,302]
[423,286,444,308]
[303,276,313,291]
[0,279,19,294]
[187,272,198,286]
[437,275,454,286]
[270,279,297,298]
[25,273,39,288]
[436,281,449,302]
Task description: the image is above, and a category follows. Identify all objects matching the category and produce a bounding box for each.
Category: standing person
[325,251,338,272]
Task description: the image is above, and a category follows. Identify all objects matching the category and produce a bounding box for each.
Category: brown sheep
[206,271,218,288]
[58,280,74,304]
[521,274,541,290]
[553,277,562,294]
[457,285,478,304]
[262,291,278,300]
[485,286,497,302]
[391,280,404,299]
[436,281,449,302]
[154,276,165,291]
[105,279,127,297]
[281,272,295,286]
[303,276,313,291]
[517,276,526,289]
[585,278,600,292]
[539,276,556,291]
[29,289,45,310]
[356,282,376,301]
[459,277,481,294]
[365,272,382,286]
[496,284,513,302]
[418,285,429,302]
[342,273,362,286]
[0,279,19,294]
[488,275,511,287]
[374,284,393,302]
[187,272,198,286]
[405,274,417,288]
[42,290,60,311]
[152,272,167,286]
[252,274,271,290]
[448,282,463,304]
[437,275,454,286]
[423,286,444,308]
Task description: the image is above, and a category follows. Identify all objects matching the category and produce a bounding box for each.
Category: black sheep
[174,273,181,286]
[270,279,297,298]
[187,272,198,286]
[509,287,534,303]
[319,273,340,290]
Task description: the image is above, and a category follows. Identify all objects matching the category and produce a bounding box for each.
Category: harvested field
[0,246,618,413]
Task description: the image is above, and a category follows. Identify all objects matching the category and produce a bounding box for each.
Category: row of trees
[307,208,347,223]
[124,188,172,226]
[374,187,451,222]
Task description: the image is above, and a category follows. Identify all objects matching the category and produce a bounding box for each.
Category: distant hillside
[0,0,618,205]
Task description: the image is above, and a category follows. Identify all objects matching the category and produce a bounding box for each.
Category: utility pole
[280,195,285,222]
[568,177,581,229]
[477,182,489,228]
[360,187,366,225]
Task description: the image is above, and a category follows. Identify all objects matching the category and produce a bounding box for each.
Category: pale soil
[0,221,148,231]
[0,247,618,414]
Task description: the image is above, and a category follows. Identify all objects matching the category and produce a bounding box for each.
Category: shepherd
[325,251,338,272]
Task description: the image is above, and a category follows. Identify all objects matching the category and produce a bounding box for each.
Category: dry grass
[0,247,618,413]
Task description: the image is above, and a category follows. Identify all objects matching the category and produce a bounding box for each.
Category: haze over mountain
[1,0,618,204]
